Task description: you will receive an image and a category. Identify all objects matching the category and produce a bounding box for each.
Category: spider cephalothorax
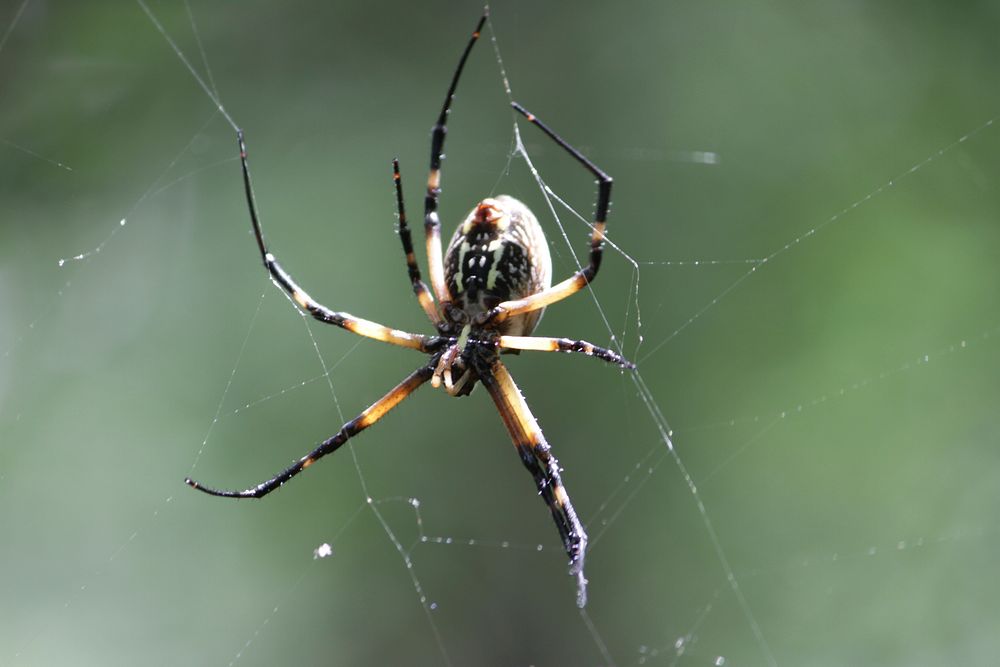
[186,9,632,608]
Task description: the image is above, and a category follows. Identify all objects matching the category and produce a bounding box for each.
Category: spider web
[2,2,1000,666]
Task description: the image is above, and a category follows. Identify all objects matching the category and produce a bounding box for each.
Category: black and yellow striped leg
[498,335,635,369]
[482,103,613,326]
[393,159,443,328]
[424,9,489,307]
[186,363,435,499]
[481,358,589,607]
[237,130,436,353]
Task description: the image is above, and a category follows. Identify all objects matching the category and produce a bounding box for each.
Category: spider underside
[185,9,633,608]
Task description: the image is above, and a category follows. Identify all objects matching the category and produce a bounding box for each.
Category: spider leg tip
[575,573,589,608]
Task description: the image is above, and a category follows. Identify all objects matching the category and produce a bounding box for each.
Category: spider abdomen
[444,196,552,336]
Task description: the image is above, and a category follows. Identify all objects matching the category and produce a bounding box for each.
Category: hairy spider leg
[424,9,489,309]
[482,103,613,326]
[236,130,438,352]
[480,358,590,607]
[498,335,635,368]
[186,363,435,498]
[393,159,444,328]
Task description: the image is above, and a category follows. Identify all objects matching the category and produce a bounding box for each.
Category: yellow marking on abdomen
[484,240,504,290]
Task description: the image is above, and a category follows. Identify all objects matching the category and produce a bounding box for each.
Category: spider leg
[424,9,489,307]
[481,103,613,326]
[186,363,435,499]
[236,130,438,353]
[393,159,443,328]
[480,358,589,607]
[498,335,635,369]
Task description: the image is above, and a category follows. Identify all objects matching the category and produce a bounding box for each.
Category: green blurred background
[3,1,999,665]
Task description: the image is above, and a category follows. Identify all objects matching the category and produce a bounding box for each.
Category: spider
[185,8,633,608]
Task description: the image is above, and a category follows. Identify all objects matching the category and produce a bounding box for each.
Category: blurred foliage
[2,1,999,665]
